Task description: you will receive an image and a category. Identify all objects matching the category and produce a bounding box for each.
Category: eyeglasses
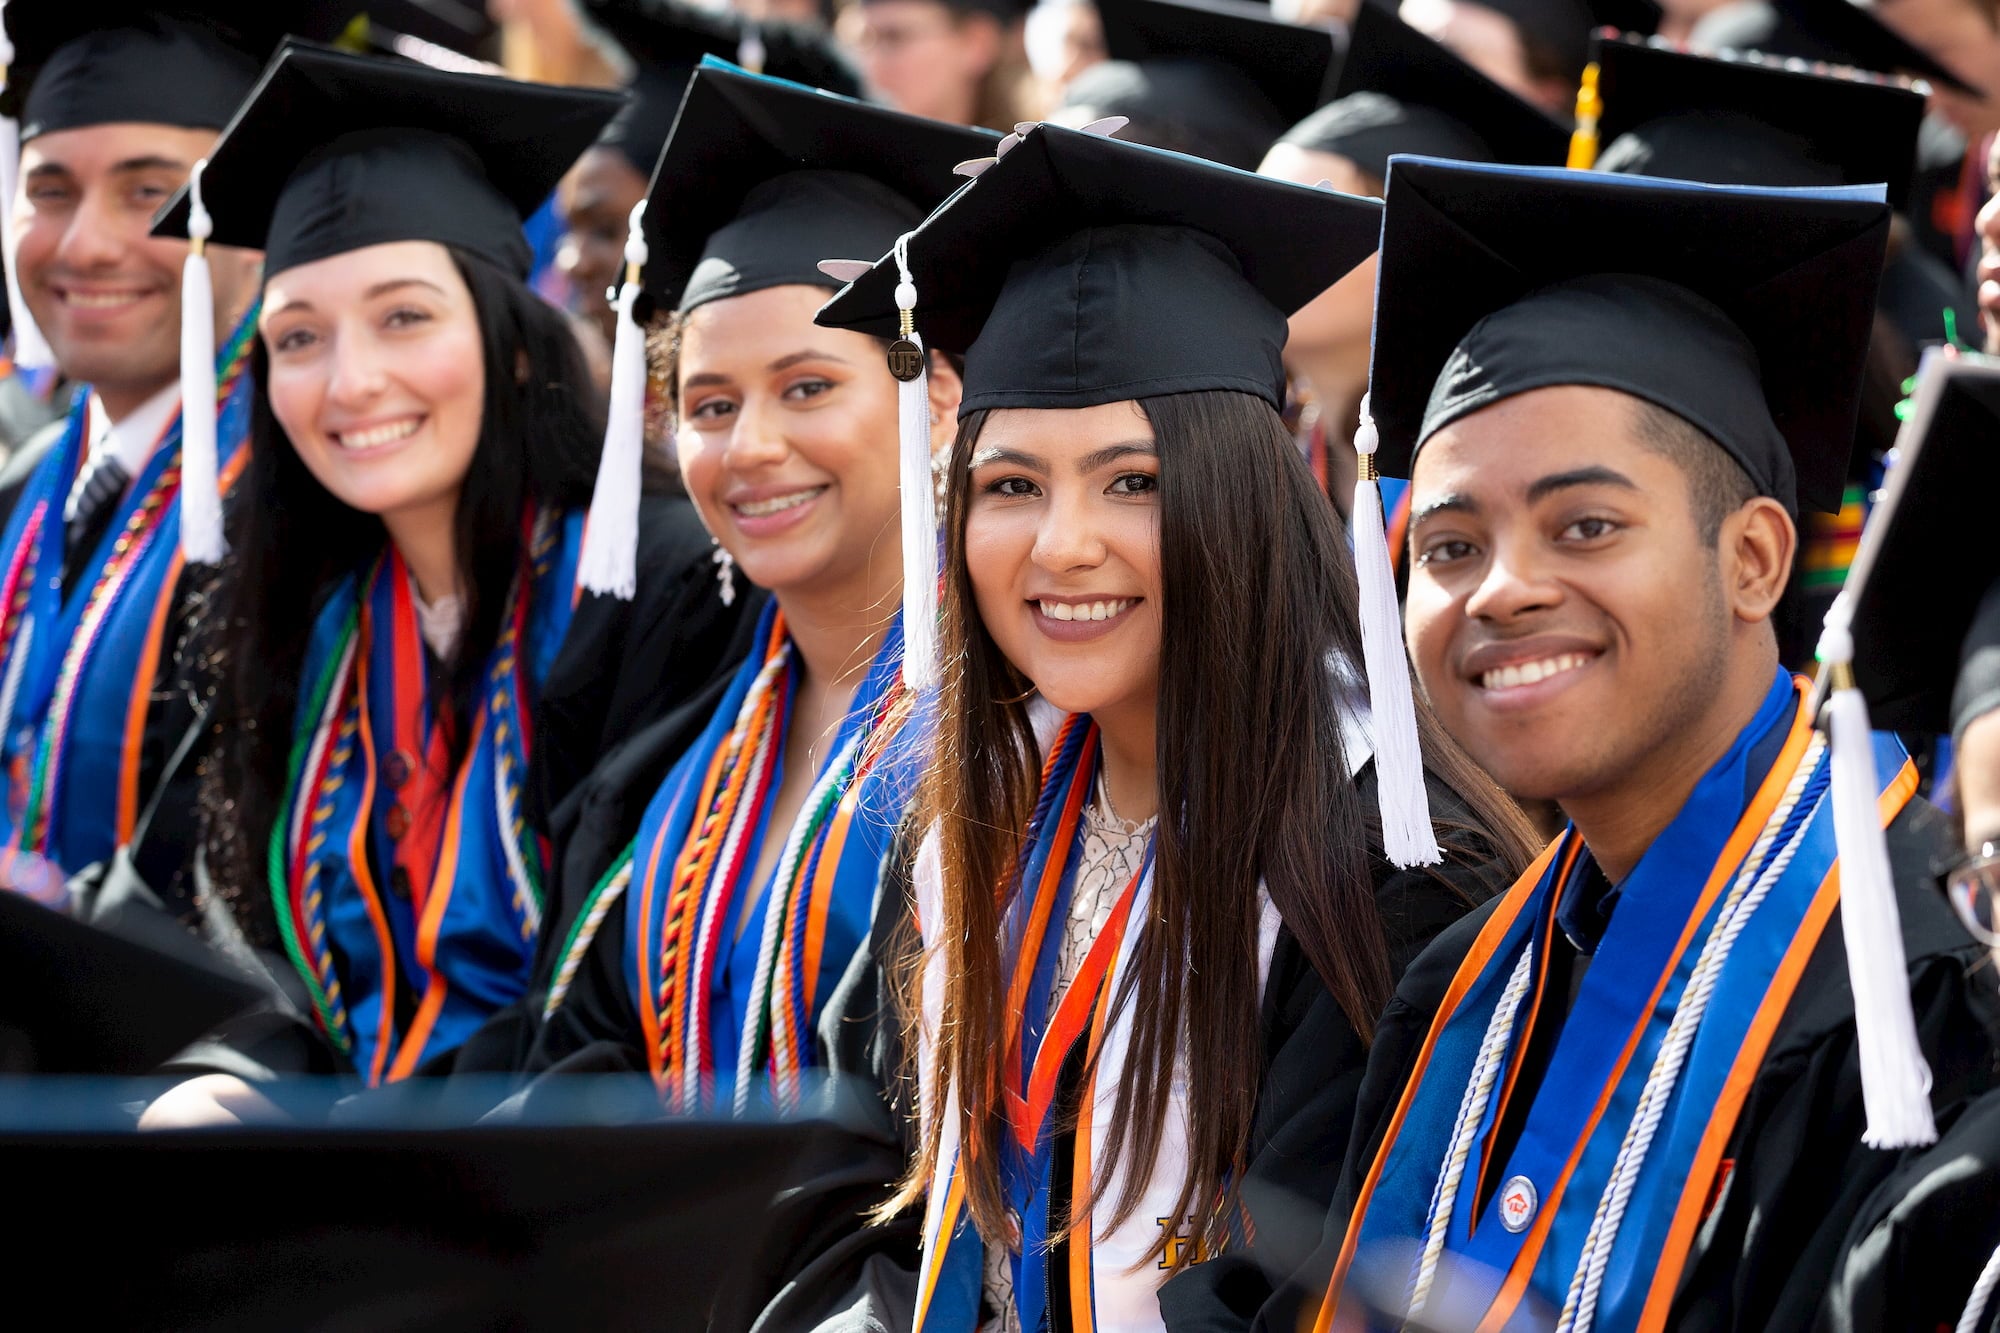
[1940,841,2000,948]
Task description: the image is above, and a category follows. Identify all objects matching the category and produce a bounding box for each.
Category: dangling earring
[711,538,737,606]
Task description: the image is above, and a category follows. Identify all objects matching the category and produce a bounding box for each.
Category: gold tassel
[1567,61,1602,171]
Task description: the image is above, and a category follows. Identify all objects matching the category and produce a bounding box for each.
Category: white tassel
[579,200,649,600]
[178,159,225,565]
[892,232,940,691]
[1351,395,1441,868]
[0,16,51,372]
[1817,594,1936,1148]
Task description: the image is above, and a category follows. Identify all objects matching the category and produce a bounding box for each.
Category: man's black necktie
[62,455,131,591]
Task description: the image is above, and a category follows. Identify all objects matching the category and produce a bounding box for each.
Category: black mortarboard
[1095,0,1339,127]
[857,0,1029,18]
[1695,0,1977,96]
[1590,37,1924,211]
[7,1099,824,1329]
[1057,59,1281,170]
[358,0,499,58]
[2,2,357,138]
[0,889,259,1074]
[817,121,1382,413]
[641,61,995,311]
[585,0,862,181]
[1841,353,2000,737]
[575,60,992,600]
[151,43,622,279]
[1370,157,1891,513]
[1278,3,1569,182]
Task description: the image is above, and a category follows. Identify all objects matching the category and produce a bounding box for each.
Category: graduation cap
[584,0,862,182]
[1696,0,1977,97]
[6,1105,825,1328]
[576,60,993,601]
[1068,0,1335,170]
[1838,353,2000,738]
[357,0,499,59]
[1367,157,1892,515]
[0,2,359,372]
[1096,0,1338,126]
[1588,36,1925,211]
[0,888,260,1074]
[1804,355,1999,1150]
[148,42,621,565]
[154,43,621,278]
[1278,3,1569,183]
[816,124,1446,867]
[0,1,357,136]
[855,0,1028,18]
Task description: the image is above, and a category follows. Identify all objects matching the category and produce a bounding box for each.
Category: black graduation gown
[1288,797,2000,1333]
[1817,1084,2000,1333]
[165,492,762,1084]
[687,769,1516,1333]
[1151,773,1514,1333]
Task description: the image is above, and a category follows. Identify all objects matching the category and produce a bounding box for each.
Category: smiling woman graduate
[508,64,991,1329]
[814,123,1539,1332]
[133,45,757,1122]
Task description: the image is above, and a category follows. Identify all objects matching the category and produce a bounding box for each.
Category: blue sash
[273,509,581,1081]
[1328,672,1917,1332]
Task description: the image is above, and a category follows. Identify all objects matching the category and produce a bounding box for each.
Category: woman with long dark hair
[138,47,754,1123]
[814,123,1541,1330]
[523,65,988,1091]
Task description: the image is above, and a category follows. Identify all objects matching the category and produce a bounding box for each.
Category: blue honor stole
[624,602,919,1109]
[915,717,1171,1333]
[0,308,257,876]
[1324,672,1917,1333]
[272,509,583,1083]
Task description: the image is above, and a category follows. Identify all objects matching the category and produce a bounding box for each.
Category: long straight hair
[199,246,603,946]
[894,389,1538,1268]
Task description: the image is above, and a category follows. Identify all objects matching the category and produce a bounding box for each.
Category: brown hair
[888,389,1538,1269]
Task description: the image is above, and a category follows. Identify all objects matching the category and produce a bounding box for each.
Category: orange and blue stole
[626,602,918,1111]
[271,507,581,1083]
[1320,671,1917,1333]
[0,306,257,878]
[915,715,1156,1333]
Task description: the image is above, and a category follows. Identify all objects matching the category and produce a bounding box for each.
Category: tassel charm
[892,232,941,691]
[1352,394,1442,868]
[580,200,650,600]
[178,159,226,565]
[1816,594,1937,1148]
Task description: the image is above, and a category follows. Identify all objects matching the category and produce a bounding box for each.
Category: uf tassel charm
[178,160,226,565]
[1817,594,1936,1148]
[891,232,941,691]
[1352,396,1441,868]
[581,200,650,600]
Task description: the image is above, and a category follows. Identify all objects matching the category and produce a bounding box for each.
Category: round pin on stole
[1499,1175,1538,1233]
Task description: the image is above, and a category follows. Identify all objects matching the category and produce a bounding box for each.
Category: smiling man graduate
[1311,160,2000,1332]
[0,3,351,912]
